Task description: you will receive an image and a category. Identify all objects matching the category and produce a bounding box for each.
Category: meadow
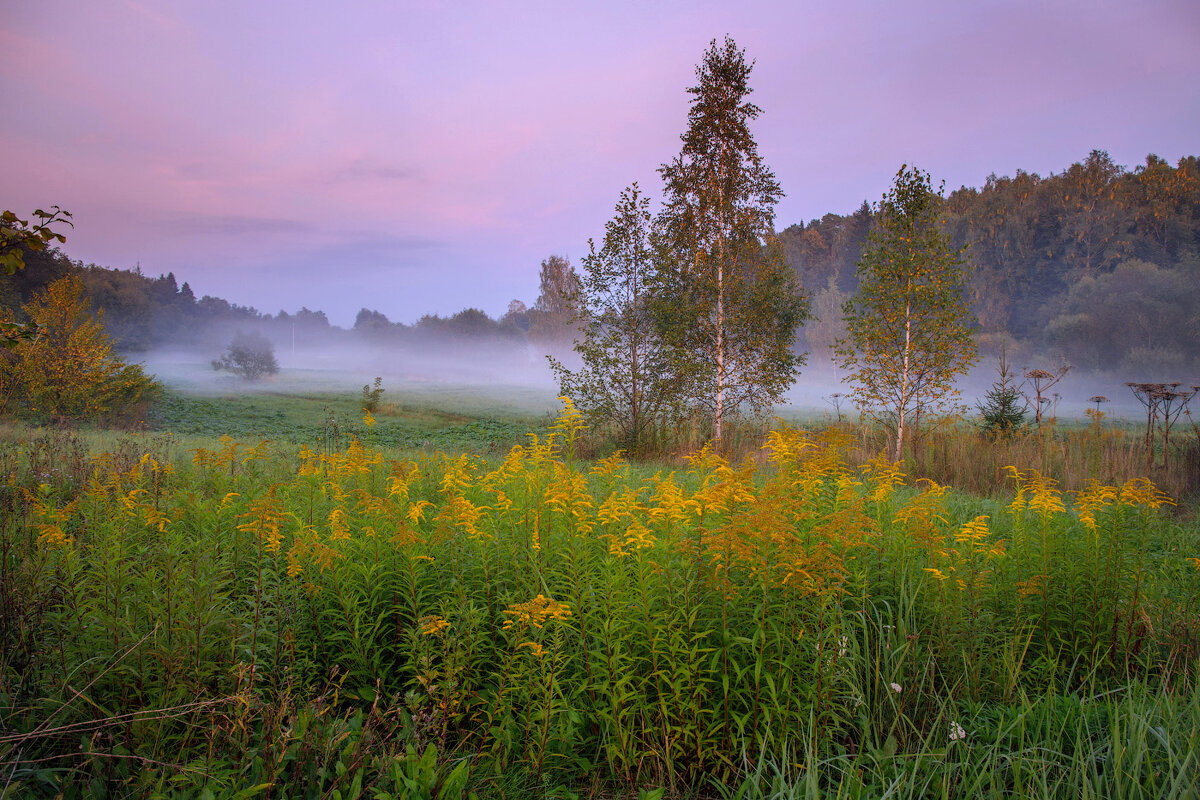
[1,387,1198,799]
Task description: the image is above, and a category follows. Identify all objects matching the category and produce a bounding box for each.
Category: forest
[3,150,1197,379]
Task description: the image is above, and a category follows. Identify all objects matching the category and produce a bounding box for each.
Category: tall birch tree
[657,36,808,444]
[836,165,978,461]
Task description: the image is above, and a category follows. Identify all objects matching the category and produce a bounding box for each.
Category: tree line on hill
[785,149,1200,374]
[4,148,1195,377]
[0,240,584,358]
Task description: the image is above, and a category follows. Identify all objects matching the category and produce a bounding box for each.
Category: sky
[3,0,1198,327]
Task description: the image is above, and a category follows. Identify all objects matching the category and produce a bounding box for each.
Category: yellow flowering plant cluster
[6,402,1197,792]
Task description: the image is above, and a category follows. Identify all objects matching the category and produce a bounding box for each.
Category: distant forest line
[2,150,1197,377]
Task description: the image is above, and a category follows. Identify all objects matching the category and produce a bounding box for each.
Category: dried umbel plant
[1023,365,1069,428]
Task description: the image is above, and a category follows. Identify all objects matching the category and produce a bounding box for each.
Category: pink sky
[3,0,1198,326]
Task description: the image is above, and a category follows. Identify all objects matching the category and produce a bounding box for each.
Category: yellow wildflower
[1075,481,1117,530]
[328,507,351,541]
[406,500,433,524]
[590,451,628,478]
[236,487,288,553]
[624,520,656,552]
[1119,477,1173,510]
[419,616,451,637]
[955,515,990,546]
[519,641,546,658]
[502,594,572,630]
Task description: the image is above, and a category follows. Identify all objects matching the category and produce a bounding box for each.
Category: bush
[0,275,158,422]
[361,376,385,412]
[212,330,279,380]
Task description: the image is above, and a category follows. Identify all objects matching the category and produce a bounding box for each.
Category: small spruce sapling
[977,345,1027,439]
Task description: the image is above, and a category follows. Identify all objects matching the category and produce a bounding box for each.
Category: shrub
[361,376,385,412]
[0,275,158,421]
[212,330,279,380]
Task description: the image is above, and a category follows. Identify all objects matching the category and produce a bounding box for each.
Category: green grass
[147,388,547,454]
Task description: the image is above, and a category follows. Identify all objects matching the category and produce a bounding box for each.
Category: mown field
[1,389,1199,799]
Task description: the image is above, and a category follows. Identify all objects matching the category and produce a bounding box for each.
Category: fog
[133,328,1180,425]
[137,338,564,418]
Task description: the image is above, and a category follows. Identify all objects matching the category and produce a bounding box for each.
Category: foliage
[212,329,280,380]
[785,151,1200,372]
[0,206,72,348]
[0,206,72,277]
[1046,259,1200,373]
[361,376,385,412]
[1,415,1196,797]
[837,164,979,460]
[977,344,1027,438]
[550,184,689,453]
[528,254,582,349]
[0,275,158,421]
[657,36,810,443]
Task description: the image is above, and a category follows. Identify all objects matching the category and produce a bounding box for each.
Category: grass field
[1,382,1198,799]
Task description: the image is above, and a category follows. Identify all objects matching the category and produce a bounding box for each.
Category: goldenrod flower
[419,615,451,637]
[955,515,990,546]
[1119,477,1172,510]
[236,487,288,553]
[590,451,628,478]
[502,594,572,630]
[328,507,351,541]
[406,500,433,524]
[1076,481,1117,530]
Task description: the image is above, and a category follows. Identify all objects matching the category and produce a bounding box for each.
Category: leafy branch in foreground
[1,206,73,348]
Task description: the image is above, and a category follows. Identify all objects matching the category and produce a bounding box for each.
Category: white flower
[838,636,849,657]
[889,682,902,693]
[949,721,966,742]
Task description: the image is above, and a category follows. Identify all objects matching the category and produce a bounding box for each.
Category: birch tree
[549,183,688,453]
[657,36,808,444]
[836,165,977,461]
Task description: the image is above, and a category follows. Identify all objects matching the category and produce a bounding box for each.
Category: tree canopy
[550,184,687,453]
[836,165,978,460]
[657,36,809,442]
[0,275,158,421]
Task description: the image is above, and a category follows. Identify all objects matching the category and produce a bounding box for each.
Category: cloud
[162,214,314,237]
[307,231,445,261]
[328,159,420,184]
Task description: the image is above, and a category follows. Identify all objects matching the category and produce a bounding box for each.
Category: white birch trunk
[896,300,912,462]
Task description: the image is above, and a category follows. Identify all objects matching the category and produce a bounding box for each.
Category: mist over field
[138,340,563,415]
[132,330,1168,423]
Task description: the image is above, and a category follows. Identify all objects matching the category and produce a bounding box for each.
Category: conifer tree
[977,344,1027,438]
